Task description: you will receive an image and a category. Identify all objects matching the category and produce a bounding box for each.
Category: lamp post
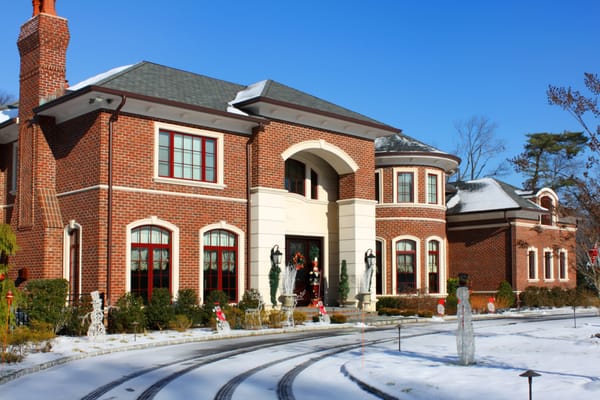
[3,290,13,364]
[269,245,283,307]
[365,248,376,269]
[520,370,541,400]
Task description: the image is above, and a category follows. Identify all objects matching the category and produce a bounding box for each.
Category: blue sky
[2,0,599,187]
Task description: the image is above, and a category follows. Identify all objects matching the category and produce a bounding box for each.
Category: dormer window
[540,195,554,225]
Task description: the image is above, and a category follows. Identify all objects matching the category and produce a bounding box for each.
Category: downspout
[107,95,126,308]
[246,139,251,292]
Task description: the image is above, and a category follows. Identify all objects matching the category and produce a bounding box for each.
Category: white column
[250,187,287,306]
[338,198,377,311]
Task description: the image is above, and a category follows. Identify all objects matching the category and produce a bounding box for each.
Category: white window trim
[125,216,180,298]
[543,247,554,281]
[62,220,82,298]
[199,221,246,304]
[558,249,569,281]
[392,235,421,294]
[425,169,443,205]
[376,237,386,295]
[425,236,446,295]
[154,122,225,189]
[10,141,18,194]
[375,169,383,204]
[527,247,539,281]
[393,167,419,204]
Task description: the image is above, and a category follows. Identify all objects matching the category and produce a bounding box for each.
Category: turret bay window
[397,172,414,203]
[427,240,440,293]
[159,129,216,182]
[427,174,438,204]
[130,226,171,303]
[396,240,416,293]
[204,229,238,302]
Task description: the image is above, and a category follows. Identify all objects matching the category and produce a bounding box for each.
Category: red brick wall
[448,226,510,291]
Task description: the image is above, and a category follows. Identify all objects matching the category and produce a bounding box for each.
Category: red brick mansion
[0,4,577,309]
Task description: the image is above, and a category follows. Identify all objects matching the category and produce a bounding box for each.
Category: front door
[285,236,323,306]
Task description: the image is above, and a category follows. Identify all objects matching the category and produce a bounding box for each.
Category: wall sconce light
[365,248,376,268]
[271,245,282,266]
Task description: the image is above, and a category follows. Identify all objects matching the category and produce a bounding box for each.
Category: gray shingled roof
[248,80,388,126]
[374,133,445,153]
[74,61,393,127]
[83,62,246,112]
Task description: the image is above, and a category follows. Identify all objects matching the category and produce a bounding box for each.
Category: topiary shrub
[339,260,350,305]
[174,289,202,327]
[145,288,174,331]
[23,279,69,333]
[495,281,516,309]
[108,292,146,333]
[238,289,262,311]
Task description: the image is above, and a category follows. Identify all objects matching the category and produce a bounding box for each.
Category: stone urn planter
[279,294,296,308]
[356,292,372,310]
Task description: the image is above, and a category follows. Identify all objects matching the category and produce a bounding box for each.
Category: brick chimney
[14,2,69,279]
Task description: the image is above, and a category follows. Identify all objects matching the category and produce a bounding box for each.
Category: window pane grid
[397,172,414,202]
[427,174,438,204]
[158,130,217,183]
[396,240,416,293]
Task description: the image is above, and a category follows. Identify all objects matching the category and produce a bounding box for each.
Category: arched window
[130,226,171,303]
[428,240,440,293]
[396,240,416,293]
[203,229,238,301]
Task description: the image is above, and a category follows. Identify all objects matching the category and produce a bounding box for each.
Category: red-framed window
[396,239,416,293]
[204,229,238,302]
[131,226,171,303]
[158,129,216,182]
[397,172,414,203]
[428,240,440,293]
[427,173,438,204]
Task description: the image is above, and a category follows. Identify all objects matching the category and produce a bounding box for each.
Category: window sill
[153,177,226,190]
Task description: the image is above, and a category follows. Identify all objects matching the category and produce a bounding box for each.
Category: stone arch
[281,139,359,175]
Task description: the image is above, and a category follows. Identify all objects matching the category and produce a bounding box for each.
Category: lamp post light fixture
[3,290,13,364]
[364,248,376,268]
[520,369,541,400]
[271,245,282,266]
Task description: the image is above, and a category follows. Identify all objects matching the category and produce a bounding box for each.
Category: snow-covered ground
[1,308,600,399]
